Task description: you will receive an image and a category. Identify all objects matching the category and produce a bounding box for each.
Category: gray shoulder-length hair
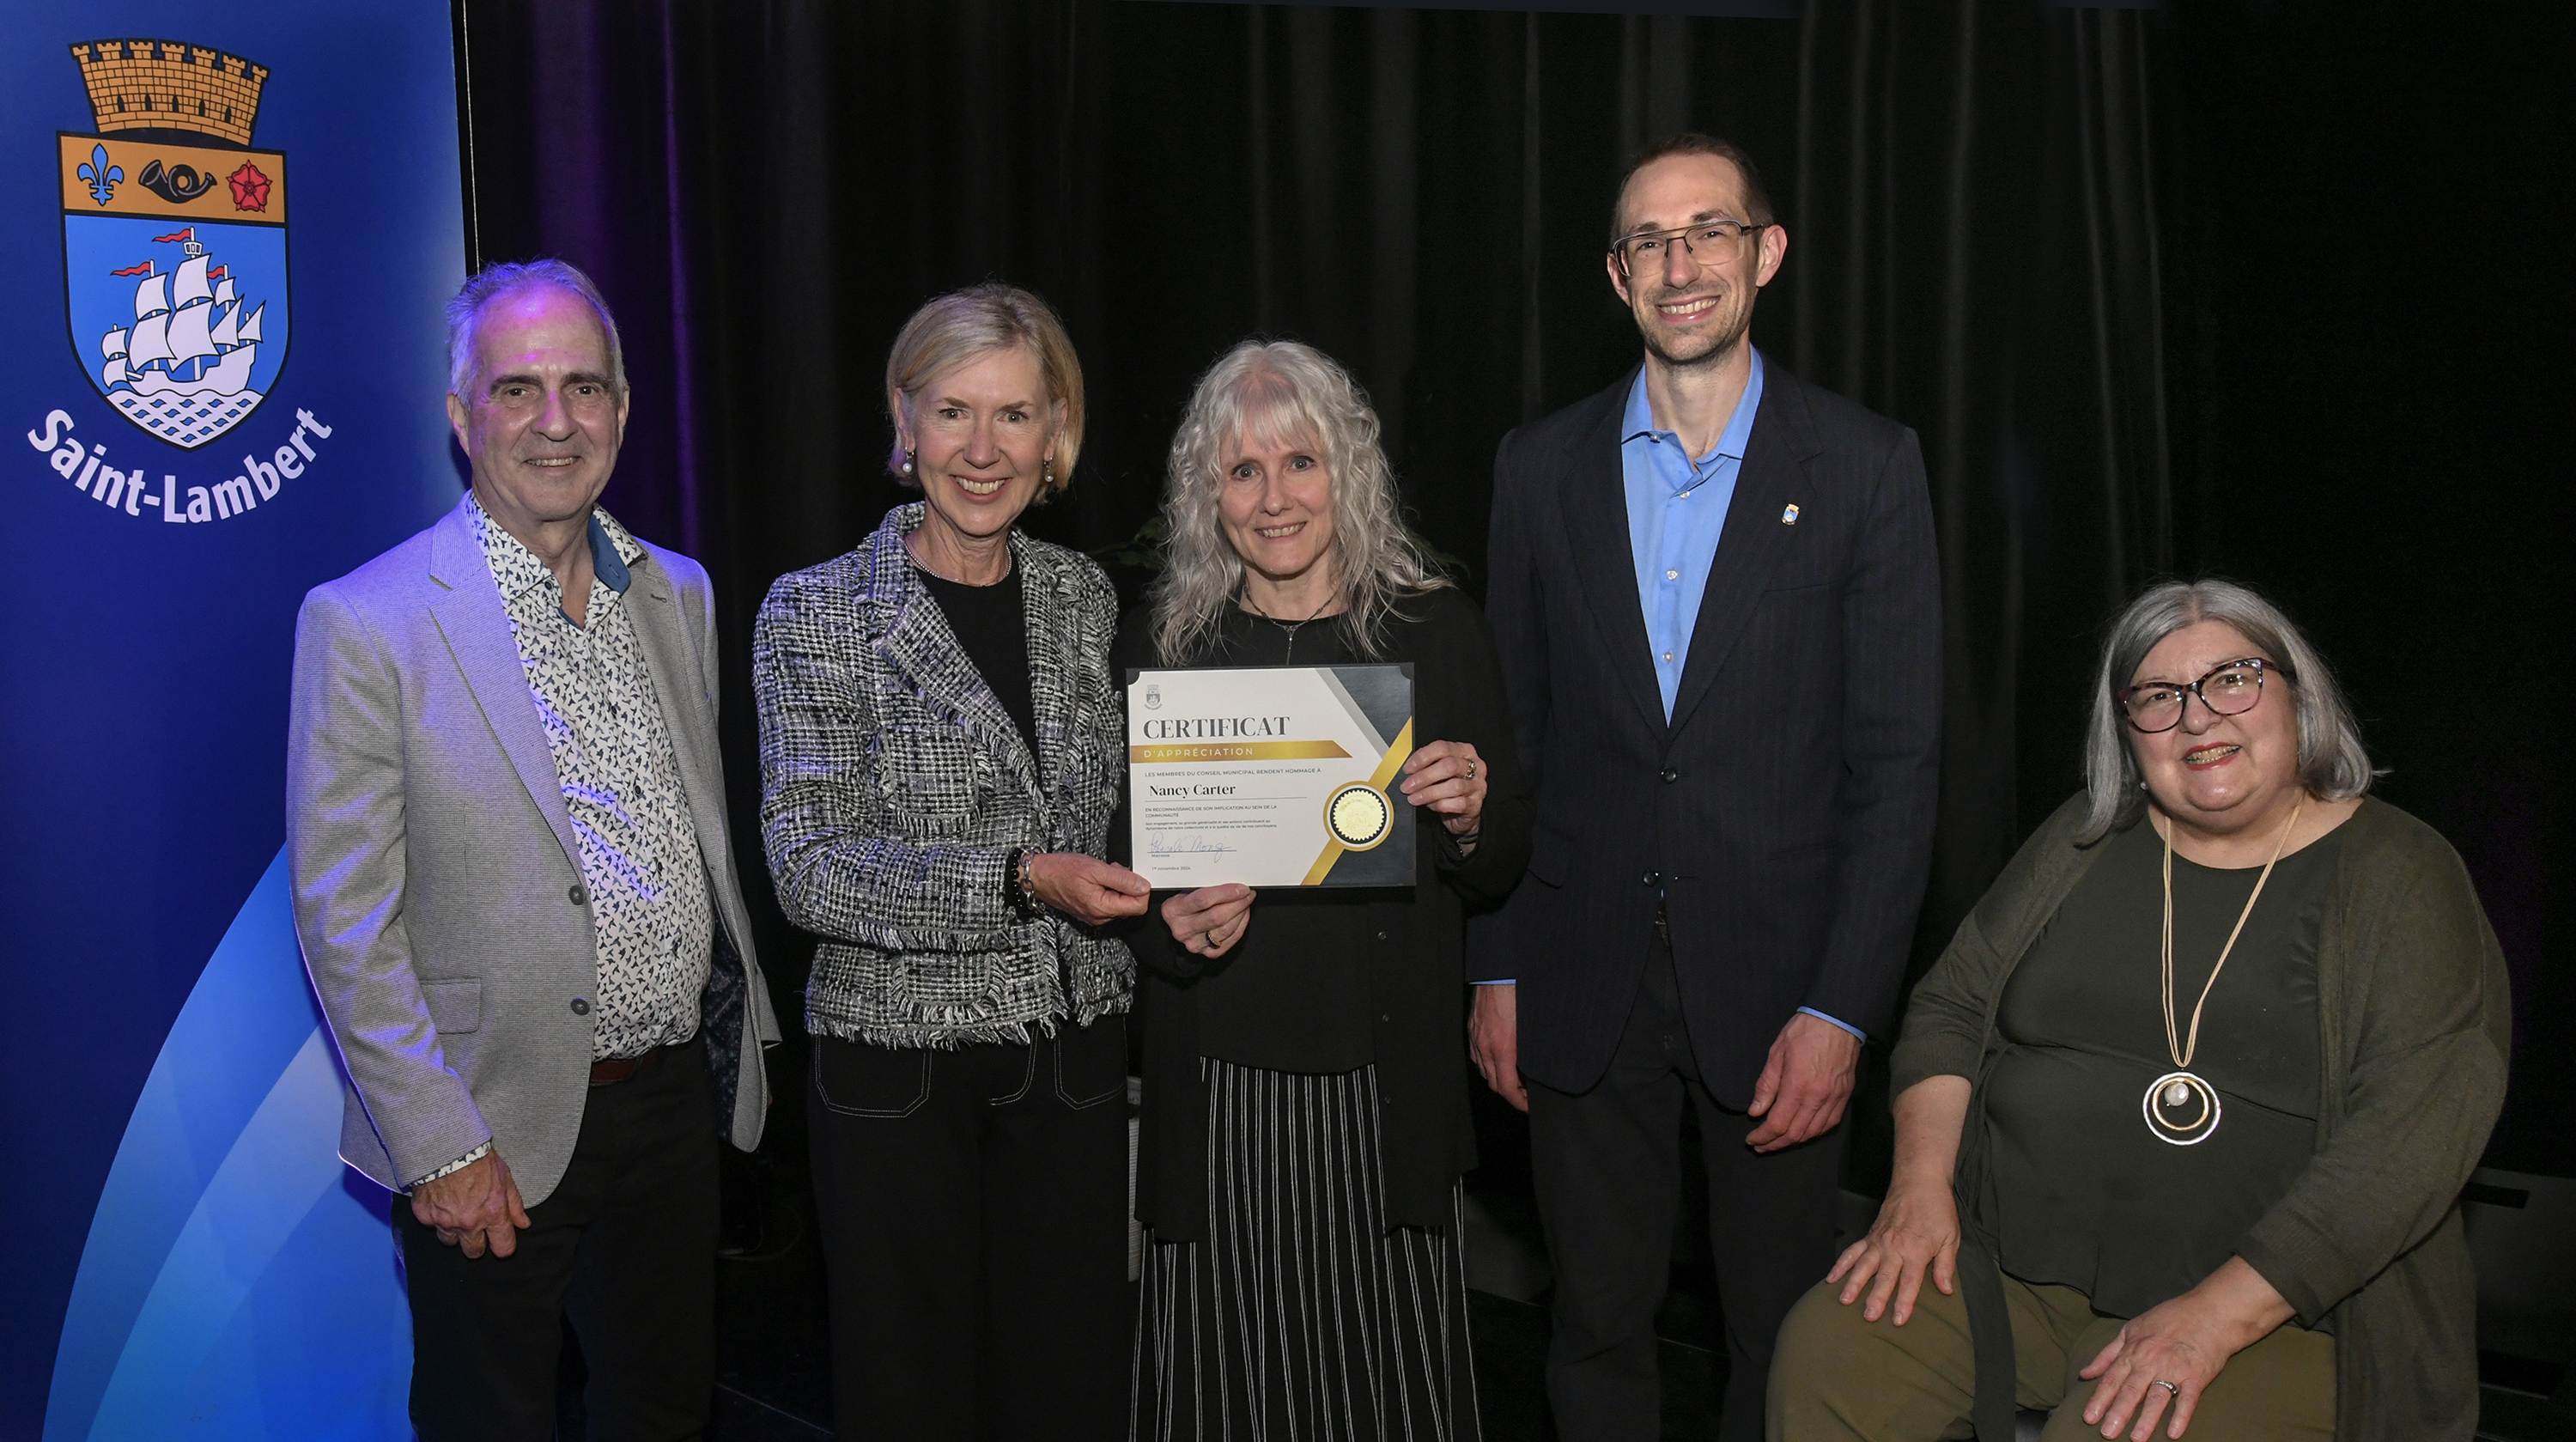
[2078,577,2378,843]
[1148,340,1449,664]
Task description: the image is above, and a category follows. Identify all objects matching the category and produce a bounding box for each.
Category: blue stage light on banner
[46,849,410,1441]
[0,3,465,1435]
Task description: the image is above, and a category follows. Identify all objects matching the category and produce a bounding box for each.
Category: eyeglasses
[2117,657,2296,733]
[1610,220,1765,275]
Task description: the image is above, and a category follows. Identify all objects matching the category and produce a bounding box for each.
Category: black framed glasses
[2117,656,2296,733]
[1609,220,1766,275]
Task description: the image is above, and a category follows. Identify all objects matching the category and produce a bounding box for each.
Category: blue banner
[1,3,465,1434]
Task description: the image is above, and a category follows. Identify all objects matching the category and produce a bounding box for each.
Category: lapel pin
[1781,502,1801,526]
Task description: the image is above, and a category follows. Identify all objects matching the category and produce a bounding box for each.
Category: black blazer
[1469,357,1941,1104]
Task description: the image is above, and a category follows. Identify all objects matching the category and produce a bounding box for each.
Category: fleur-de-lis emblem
[77,144,124,207]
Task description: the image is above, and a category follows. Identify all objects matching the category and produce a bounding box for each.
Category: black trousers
[808,1015,1130,1442]
[398,1035,720,1442]
[1527,936,1847,1442]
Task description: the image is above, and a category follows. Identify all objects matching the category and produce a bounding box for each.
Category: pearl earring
[901,449,914,476]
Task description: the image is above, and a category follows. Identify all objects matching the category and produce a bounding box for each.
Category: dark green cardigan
[1892,794,2511,1442]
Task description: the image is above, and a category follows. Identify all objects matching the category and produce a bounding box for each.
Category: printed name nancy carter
[26,406,334,523]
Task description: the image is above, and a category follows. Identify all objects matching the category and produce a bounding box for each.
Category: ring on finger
[1466,759,1477,780]
[2150,1380,2178,1397]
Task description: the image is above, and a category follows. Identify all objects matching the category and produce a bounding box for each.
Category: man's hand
[1745,1011,1862,1152]
[1026,853,1152,926]
[411,1150,531,1259]
[1469,983,1527,1111]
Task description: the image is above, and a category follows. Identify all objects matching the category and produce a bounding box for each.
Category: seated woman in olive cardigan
[1769,579,2509,1442]
[1120,339,1533,1441]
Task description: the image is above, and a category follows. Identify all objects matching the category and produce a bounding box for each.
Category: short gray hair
[2079,578,2378,843]
[1149,340,1449,665]
[445,259,626,399]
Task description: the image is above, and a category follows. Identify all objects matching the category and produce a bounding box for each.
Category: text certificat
[1126,664,1416,889]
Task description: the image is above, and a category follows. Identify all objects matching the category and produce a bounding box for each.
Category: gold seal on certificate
[1326,782,1394,849]
[1127,664,1416,888]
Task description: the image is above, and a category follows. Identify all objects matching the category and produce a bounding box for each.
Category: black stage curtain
[454,0,2571,1180]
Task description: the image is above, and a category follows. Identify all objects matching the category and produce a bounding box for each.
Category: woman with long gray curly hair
[1115,340,1534,1439]
[1145,340,1451,666]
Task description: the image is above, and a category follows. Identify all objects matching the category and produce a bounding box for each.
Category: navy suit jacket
[1470,359,1942,1104]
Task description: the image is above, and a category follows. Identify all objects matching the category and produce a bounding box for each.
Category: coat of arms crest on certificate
[58,39,289,448]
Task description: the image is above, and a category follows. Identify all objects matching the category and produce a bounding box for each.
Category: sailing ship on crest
[98,228,267,446]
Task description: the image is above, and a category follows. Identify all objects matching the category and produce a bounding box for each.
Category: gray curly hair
[1148,340,1449,665]
[2079,577,2378,843]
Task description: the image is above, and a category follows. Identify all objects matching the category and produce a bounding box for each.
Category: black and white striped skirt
[1133,1058,1480,1442]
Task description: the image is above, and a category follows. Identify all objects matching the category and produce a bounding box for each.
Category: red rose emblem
[228,162,271,212]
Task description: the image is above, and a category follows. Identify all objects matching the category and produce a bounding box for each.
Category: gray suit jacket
[287,493,778,1204]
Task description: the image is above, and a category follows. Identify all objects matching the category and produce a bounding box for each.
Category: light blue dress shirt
[1621,351,1764,721]
[1605,353,1862,1043]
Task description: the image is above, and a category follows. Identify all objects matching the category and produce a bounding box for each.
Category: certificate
[1127,664,1416,889]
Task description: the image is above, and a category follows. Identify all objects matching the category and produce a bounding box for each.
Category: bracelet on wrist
[1005,848,1042,920]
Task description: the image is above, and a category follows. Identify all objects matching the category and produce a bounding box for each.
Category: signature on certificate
[1149,836,1238,857]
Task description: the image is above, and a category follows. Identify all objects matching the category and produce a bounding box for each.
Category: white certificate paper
[1127,664,1416,889]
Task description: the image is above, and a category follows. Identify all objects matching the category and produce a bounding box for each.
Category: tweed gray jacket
[753,502,1134,1049]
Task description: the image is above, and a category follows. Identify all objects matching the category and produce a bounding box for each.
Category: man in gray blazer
[288,259,776,1441]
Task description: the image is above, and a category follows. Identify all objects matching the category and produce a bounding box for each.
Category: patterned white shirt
[474,496,712,1062]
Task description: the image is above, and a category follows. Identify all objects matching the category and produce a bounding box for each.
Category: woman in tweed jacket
[752,284,1147,1442]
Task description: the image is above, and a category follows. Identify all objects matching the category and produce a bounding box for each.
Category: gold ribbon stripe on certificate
[1302,721,1415,885]
[1128,740,1352,764]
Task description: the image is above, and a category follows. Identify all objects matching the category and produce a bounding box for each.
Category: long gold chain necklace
[2143,795,2304,1146]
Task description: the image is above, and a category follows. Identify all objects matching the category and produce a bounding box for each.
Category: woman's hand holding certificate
[1398,739,1488,851]
[1161,882,1255,958]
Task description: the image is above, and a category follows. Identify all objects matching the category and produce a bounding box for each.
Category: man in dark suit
[1469,135,1941,1441]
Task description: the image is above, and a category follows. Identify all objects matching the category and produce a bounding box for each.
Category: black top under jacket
[915,562,1040,762]
[1469,358,1944,1105]
[1115,588,1534,1241]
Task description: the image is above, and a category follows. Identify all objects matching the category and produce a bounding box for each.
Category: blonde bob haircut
[1149,339,1449,665]
[2078,577,2378,844]
[882,282,1085,497]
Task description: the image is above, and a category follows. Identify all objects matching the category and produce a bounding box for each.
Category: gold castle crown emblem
[70,39,270,149]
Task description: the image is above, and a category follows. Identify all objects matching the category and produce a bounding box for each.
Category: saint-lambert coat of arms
[58,39,289,448]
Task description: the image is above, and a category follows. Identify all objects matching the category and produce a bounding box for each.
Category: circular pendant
[2142,1070,2222,1146]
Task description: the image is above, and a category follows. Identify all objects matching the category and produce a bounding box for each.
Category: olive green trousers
[1766,1269,2333,1441]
